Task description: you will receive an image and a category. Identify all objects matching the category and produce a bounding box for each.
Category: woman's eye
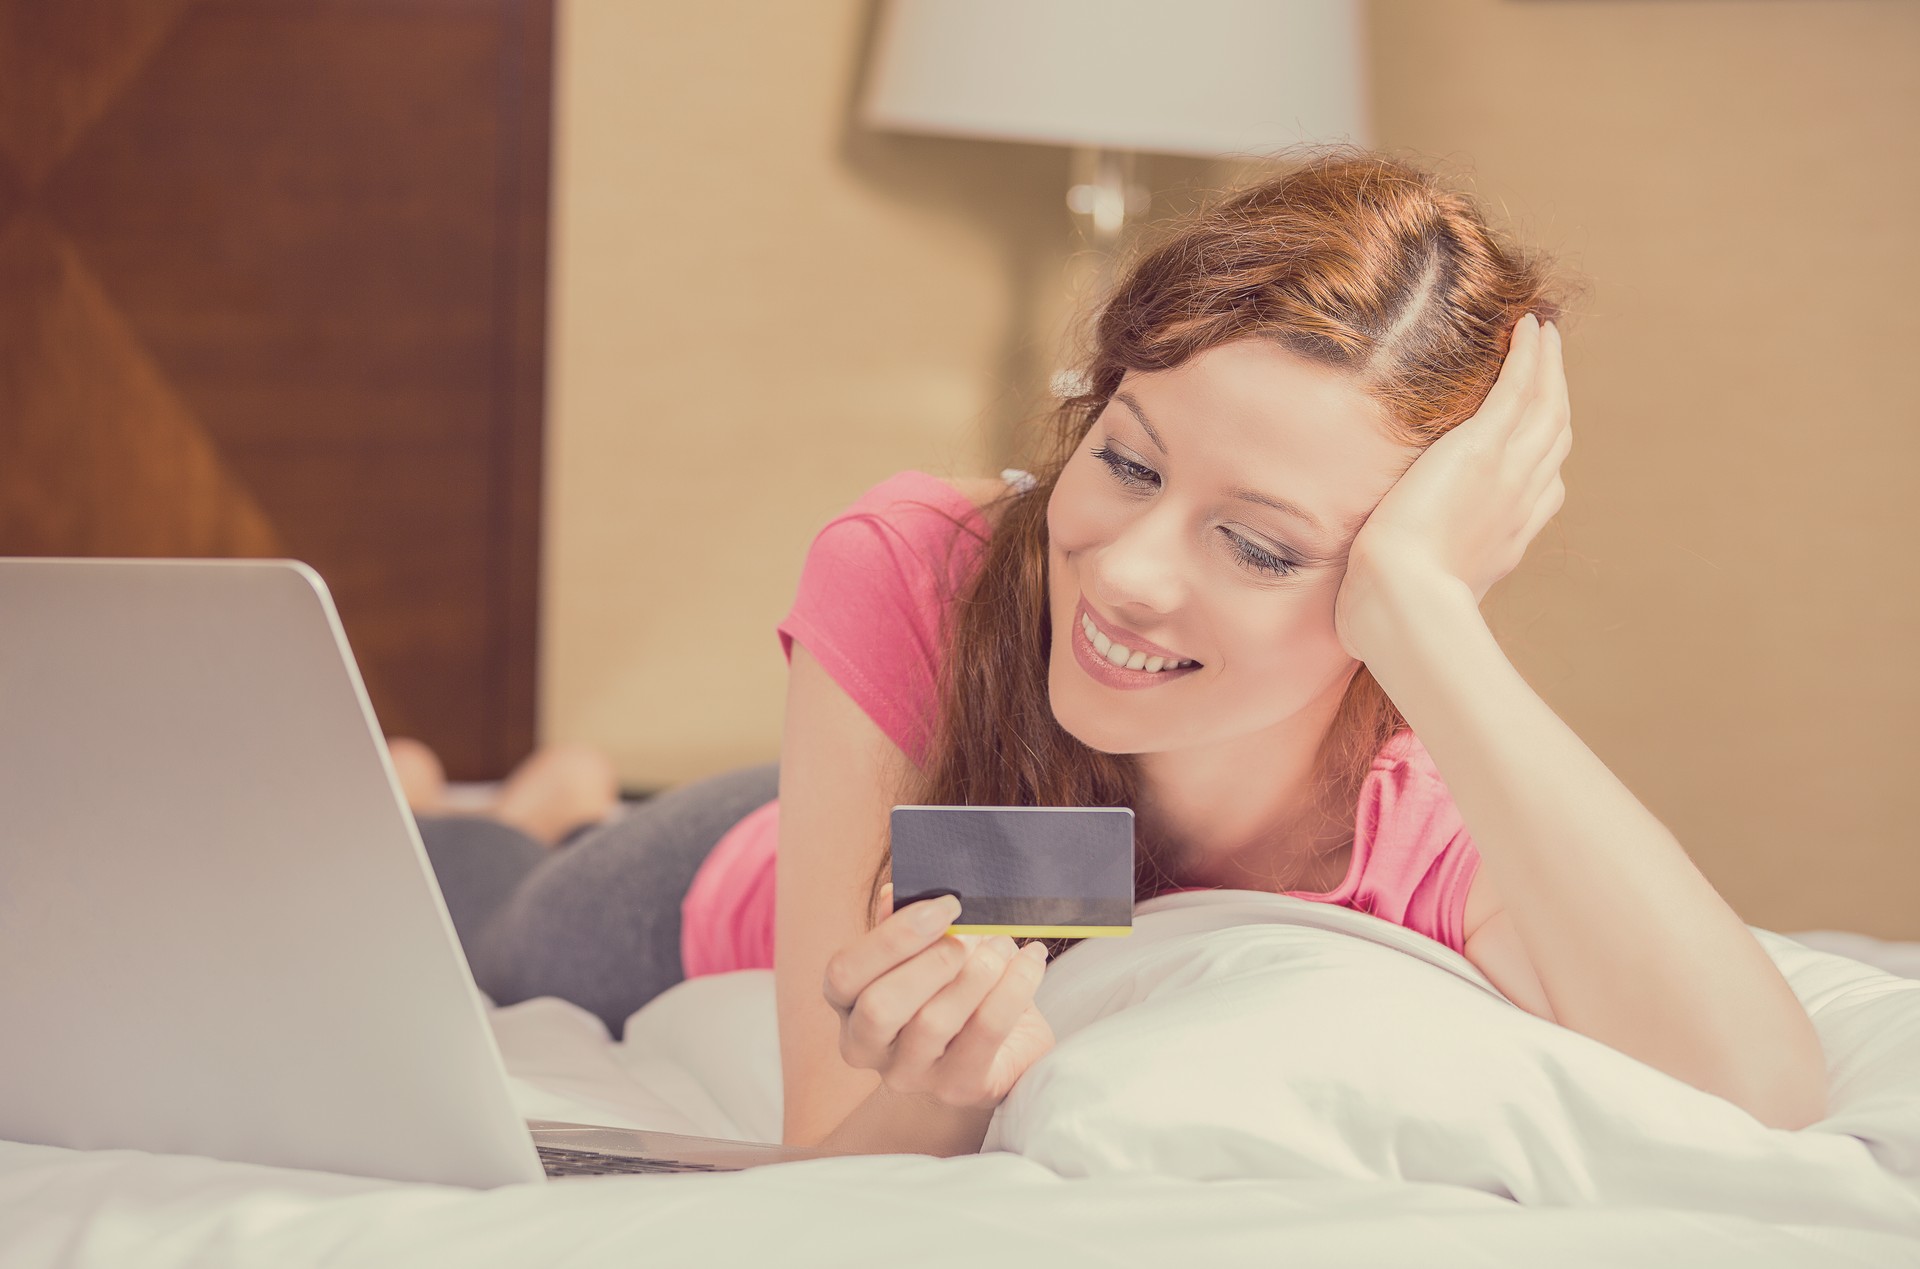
[1225,533,1298,579]
[1089,444,1299,580]
[1091,444,1155,489]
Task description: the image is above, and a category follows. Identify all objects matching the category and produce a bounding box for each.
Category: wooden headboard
[0,0,554,780]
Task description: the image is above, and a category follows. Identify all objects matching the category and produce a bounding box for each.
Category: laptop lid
[0,558,546,1187]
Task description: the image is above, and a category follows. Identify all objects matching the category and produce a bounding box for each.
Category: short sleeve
[1349,731,1484,956]
[774,473,989,769]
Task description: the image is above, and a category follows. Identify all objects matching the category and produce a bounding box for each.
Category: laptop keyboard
[537,1145,739,1177]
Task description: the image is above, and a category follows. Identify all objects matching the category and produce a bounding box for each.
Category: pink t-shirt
[680,469,1484,978]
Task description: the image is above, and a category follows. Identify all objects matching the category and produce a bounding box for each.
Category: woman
[411,145,1827,1161]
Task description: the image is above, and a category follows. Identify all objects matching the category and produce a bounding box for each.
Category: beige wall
[542,0,1071,784]
[542,0,1919,939]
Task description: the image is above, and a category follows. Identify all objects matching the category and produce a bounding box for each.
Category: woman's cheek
[1253,604,1337,671]
[1048,467,1113,553]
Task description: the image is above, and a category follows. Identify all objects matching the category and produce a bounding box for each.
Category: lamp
[859,0,1371,392]
[862,0,1369,237]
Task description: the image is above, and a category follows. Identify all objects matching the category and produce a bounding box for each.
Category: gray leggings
[416,760,780,1038]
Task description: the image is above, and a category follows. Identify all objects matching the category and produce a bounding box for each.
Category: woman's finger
[890,935,1018,1071]
[1514,320,1569,450]
[1475,312,1542,437]
[838,935,969,1067]
[932,943,1047,1086]
[821,892,961,1019]
[1518,420,1570,523]
[1539,319,1568,419]
[1538,419,1572,478]
[1519,407,1572,492]
[1518,476,1567,548]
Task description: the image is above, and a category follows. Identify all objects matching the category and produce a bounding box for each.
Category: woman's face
[1046,338,1422,755]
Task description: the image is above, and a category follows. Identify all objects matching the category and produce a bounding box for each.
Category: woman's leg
[415,813,553,951]
[402,737,627,964]
[443,760,781,1037]
[485,742,621,847]
[392,735,619,847]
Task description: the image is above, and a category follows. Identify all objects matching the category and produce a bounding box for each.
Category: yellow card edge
[946,923,1133,938]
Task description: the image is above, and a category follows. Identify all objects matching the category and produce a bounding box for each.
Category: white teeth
[1081,612,1195,673]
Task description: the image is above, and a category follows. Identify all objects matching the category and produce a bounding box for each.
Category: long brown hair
[871,145,1581,961]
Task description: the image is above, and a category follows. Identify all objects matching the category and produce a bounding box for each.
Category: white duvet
[3,891,1918,1267]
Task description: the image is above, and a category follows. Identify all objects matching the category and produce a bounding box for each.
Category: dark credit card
[889,805,1135,938]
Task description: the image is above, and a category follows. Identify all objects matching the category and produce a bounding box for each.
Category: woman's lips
[1076,596,1196,665]
[1072,601,1202,691]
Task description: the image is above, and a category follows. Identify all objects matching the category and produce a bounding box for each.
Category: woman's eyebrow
[1115,390,1363,539]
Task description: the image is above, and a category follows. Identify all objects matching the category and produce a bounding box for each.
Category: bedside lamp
[860,0,1371,274]
[859,0,1371,396]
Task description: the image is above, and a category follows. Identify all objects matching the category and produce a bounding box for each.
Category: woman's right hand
[820,883,1055,1113]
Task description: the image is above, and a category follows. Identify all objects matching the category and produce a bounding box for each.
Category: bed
[4,891,1917,1266]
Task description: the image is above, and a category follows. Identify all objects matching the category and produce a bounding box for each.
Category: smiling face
[1045,337,1421,757]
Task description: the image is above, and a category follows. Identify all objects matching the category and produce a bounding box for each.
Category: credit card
[888,805,1135,938]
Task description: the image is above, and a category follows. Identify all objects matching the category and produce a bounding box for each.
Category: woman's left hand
[1334,312,1572,662]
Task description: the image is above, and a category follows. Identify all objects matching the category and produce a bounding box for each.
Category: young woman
[410,146,1827,1161]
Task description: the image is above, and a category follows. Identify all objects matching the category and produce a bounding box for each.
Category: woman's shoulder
[944,474,1019,516]
[847,469,1014,524]
[807,470,1019,566]
[1356,729,1465,849]
[1356,728,1473,866]
[1370,726,1437,776]
[776,469,1022,767]
[1354,727,1480,955]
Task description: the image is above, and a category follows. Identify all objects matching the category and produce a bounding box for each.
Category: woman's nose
[1089,512,1187,614]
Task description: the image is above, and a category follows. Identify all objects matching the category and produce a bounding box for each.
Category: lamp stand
[1054,146,1150,398]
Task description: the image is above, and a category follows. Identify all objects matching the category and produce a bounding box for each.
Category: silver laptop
[0,557,830,1186]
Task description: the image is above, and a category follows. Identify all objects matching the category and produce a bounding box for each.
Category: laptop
[0,557,832,1186]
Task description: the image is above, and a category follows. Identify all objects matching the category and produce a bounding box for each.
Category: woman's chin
[1047,658,1155,756]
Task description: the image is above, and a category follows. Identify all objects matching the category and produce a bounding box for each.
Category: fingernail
[914,897,959,932]
[1021,941,1050,964]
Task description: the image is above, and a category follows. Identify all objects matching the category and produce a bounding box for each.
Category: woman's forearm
[811,1081,994,1158]
[1359,571,1827,1130]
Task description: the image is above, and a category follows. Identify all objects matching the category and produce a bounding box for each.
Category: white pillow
[982,890,1920,1234]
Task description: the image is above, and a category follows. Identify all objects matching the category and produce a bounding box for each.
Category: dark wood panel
[0,0,553,780]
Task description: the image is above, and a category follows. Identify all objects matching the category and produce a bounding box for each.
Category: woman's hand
[1334,312,1572,662]
[821,883,1055,1113]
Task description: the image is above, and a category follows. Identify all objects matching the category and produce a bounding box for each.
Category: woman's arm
[1334,316,1825,1131]
[776,643,1053,1151]
[813,1082,995,1158]
[775,643,916,1146]
[1362,569,1827,1131]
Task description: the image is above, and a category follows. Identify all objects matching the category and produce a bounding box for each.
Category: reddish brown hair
[871,145,1581,960]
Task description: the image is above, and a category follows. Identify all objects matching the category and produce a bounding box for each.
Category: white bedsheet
[3,895,1918,1267]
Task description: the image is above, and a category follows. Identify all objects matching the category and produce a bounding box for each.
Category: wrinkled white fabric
[3,899,1918,1266]
[982,891,1920,1237]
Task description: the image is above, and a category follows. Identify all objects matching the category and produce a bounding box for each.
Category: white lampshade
[860,0,1372,159]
